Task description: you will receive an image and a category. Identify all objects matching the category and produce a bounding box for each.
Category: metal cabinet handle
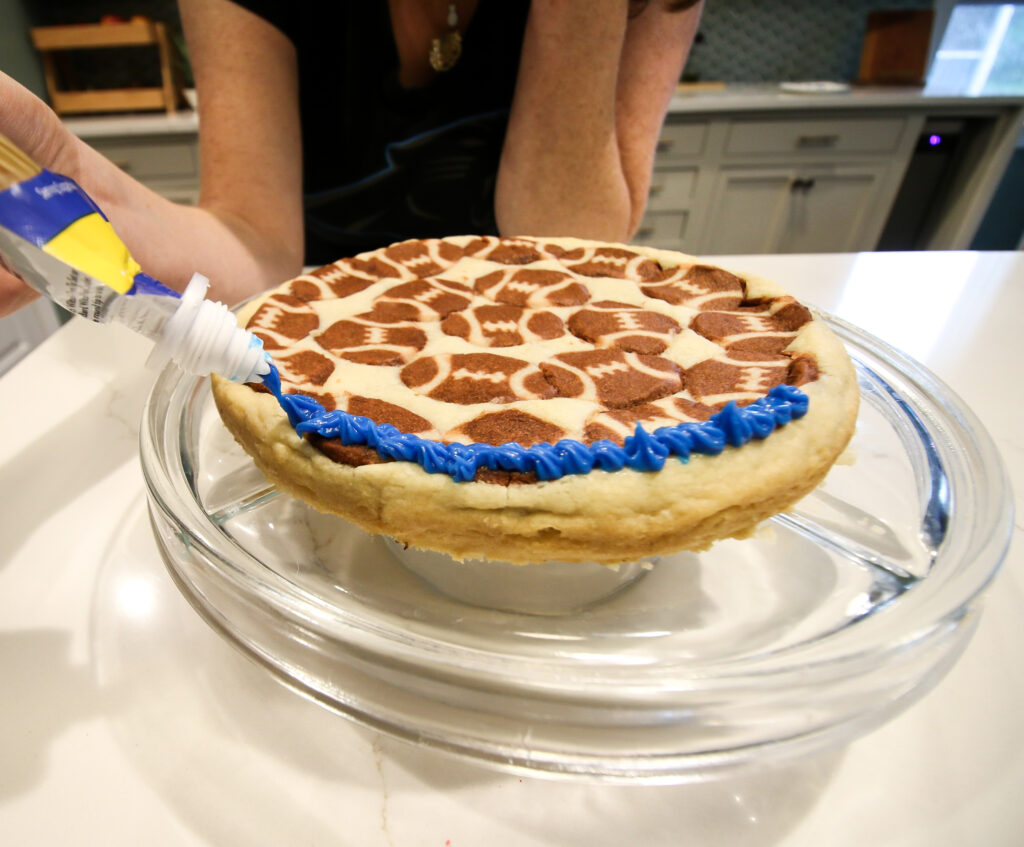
[796,134,839,149]
[635,227,655,239]
[790,178,816,192]
[656,140,674,153]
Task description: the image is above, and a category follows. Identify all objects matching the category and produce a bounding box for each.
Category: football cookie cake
[211,236,858,564]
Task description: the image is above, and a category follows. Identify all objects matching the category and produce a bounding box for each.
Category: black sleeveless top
[229,2,531,263]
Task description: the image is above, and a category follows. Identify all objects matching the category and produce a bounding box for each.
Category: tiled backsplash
[685,0,935,83]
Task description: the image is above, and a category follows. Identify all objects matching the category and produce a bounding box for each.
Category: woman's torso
[232,1,531,262]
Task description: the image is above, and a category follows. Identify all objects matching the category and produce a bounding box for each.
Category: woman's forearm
[97,0,307,304]
[495,0,699,241]
[496,2,631,239]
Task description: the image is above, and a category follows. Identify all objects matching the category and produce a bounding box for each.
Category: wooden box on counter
[857,10,935,86]
[30,18,182,115]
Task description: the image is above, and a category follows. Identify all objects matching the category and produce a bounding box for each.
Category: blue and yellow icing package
[0,159,271,383]
[0,168,181,332]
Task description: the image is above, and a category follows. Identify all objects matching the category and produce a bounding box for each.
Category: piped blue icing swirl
[260,364,809,483]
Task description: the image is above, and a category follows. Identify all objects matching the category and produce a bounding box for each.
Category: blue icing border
[261,366,809,483]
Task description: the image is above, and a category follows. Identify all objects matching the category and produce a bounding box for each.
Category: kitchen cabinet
[700,163,891,254]
[777,166,890,253]
[721,115,908,156]
[632,119,714,253]
[85,131,200,205]
[632,164,702,249]
[697,167,793,255]
[638,112,922,256]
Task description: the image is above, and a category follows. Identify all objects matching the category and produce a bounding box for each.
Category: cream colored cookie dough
[212,237,859,564]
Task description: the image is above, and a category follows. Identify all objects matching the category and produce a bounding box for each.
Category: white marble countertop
[668,82,1024,114]
[0,251,1021,845]
[62,83,1024,139]
[63,110,199,139]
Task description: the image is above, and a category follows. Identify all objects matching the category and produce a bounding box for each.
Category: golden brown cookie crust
[211,238,858,564]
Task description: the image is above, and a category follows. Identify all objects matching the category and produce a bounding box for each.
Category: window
[926,3,1024,95]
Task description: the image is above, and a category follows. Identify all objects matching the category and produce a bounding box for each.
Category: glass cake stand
[140,315,1012,783]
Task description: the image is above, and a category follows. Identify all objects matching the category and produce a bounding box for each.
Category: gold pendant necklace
[429,2,462,72]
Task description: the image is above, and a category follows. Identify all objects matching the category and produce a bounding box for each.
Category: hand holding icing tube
[0,133,271,384]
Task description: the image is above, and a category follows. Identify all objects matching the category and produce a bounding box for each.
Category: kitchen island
[0,250,1020,846]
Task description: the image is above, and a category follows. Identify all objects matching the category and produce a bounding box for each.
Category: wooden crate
[858,10,935,86]
[31,19,182,115]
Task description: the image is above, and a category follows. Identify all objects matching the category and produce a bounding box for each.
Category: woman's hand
[496,0,702,242]
[0,71,81,316]
[0,264,40,318]
[0,0,306,318]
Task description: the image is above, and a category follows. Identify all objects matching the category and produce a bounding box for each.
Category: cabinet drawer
[89,137,198,180]
[724,117,907,156]
[646,169,697,211]
[655,121,708,160]
[632,212,689,247]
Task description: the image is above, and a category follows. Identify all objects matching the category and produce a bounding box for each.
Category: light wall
[0,0,46,97]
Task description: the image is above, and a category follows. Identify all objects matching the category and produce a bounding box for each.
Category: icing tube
[0,160,270,384]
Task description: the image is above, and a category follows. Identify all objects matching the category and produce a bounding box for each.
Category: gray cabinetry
[639,111,923,256]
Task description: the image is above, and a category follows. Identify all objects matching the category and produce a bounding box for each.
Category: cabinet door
[86,135,200,204]
[89,136,198,181]
[700,169,795,255]
[780,167,885,253]
[632,212,690,251]
[700,165,889,255]
[645,168,698,212]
